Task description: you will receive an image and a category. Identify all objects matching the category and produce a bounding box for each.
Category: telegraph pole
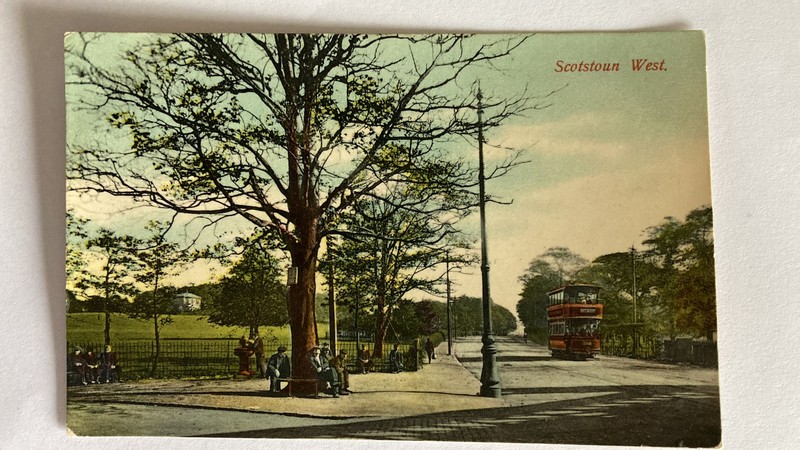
[631,245,638,356]
[328,237,337,355]
[477,86,500,398]
[446,252,453,355]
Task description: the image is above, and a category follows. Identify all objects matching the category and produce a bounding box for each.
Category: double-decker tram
[547,284,603,360]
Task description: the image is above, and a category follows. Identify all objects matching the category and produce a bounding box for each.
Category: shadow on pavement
[502,384,718,400]
[199,383,721,447]
[457,355,555,363]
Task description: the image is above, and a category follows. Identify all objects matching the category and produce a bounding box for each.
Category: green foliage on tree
[207,237,288,336]
[66,33,535,390]
[643,206,716,339]
[517,207,716,343]
[324,192,473,357]
[452,296,517,337]
[126,221,189,375]
[73,226,140,346]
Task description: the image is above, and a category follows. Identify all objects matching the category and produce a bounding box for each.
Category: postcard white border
[1,1,798,449]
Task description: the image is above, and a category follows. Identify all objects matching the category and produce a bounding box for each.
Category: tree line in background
[68,209,517,372]
[516,205,716,344]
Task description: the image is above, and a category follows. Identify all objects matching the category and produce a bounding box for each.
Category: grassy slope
[67,313,328,344]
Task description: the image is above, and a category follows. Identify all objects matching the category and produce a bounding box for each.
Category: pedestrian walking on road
[424,338,435,363]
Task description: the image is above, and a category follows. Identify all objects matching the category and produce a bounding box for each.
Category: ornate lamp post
[477,87,501,398]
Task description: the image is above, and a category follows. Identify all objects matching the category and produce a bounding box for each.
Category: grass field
[66,313,414,379]
[67,313,328,344]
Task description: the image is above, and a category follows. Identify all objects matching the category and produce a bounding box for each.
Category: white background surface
[1,1,798,449]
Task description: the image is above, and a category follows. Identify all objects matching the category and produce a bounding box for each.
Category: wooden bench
[278,377,322,398]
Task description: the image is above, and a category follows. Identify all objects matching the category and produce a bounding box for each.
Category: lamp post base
[479,332,501,398]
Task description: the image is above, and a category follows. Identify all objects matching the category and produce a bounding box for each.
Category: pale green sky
[456,32,710,312]
[66,32,711,316]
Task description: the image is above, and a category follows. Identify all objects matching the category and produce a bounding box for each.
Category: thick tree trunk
[372,306,391,358]
[287,228,320,396]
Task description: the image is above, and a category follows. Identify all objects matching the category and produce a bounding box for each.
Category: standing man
[267,345,291,394]
[424,338,435,363]
[252,332,266,379]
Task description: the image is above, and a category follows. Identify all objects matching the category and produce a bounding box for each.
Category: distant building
[173,292,202,312]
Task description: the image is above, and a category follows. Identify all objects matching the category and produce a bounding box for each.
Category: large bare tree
[66,33,534,391]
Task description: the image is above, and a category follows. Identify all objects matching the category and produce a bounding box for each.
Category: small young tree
[74,227,140,346]
[208,235,288,336]
[127,221,188,375]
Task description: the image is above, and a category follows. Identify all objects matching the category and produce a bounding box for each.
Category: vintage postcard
[65,31,719,446]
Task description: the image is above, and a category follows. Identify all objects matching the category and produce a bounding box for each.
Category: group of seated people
[274,341,405,398]
[309,343,353,397]
[68,345,119,385]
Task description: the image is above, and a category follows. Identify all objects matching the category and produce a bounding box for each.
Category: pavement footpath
[68,342,501,420]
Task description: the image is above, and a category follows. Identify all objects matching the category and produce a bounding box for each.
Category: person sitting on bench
[328,350,351,395]
[99,345,119,383]
[84,347,100,384]
[310,347,340,397]
[69,346,87,385]
[358,344,373,374]
[388,344,404,373]
[267,345,291,393]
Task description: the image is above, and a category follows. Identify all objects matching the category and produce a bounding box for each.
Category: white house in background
[173,292,202,312]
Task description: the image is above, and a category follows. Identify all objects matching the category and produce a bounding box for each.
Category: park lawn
[66,313,326,344]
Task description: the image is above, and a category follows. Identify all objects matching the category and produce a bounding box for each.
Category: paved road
[211,337,720,446]
[68,336,720,446]
[453,336,721,446]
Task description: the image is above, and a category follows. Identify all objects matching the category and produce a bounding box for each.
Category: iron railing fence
[68,338,420,381]
[601,333,663,360]
[601,334,718,366]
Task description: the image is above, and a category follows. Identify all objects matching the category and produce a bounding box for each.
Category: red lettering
[631,58,648,71]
